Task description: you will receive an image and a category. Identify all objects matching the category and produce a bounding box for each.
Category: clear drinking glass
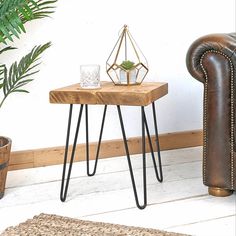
[80,64,100,89]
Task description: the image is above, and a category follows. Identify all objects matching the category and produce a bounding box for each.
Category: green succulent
[120,60,135,70]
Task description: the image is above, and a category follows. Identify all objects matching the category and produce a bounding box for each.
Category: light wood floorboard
[0,147,235,236]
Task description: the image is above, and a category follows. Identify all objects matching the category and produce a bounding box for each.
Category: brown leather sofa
[186,33,236,197]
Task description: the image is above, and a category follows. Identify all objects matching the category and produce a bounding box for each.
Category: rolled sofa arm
[186,33,236,83]
[186,33,236,195]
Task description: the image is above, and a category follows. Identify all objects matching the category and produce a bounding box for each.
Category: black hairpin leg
[60,104,84,202]
[60,103,162,208]
[86,105,107,176]
[117,105,147,209]
[143,102,163,182]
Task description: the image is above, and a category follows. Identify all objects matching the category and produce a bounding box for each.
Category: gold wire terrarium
[106,25,149,85]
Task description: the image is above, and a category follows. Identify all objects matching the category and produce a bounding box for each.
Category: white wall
[0,0,235,151]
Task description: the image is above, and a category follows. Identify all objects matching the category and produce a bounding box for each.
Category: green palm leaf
[0,46,17,56]
[0,46,16,83]
[0,42,51,108]
[0,64,5,89]
[0,0,56,44]
[23,0,56,21]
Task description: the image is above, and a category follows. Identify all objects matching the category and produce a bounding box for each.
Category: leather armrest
[186,33,236,83]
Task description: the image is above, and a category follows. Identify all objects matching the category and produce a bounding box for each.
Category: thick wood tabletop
[49,81,168,106]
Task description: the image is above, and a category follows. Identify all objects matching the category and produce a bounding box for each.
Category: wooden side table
[50,81,168,209]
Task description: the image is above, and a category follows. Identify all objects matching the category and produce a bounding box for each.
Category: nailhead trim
[200,53,208,184]
[200,50,234,189]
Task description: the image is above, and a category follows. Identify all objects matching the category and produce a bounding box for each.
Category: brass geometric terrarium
[106,25,149,85]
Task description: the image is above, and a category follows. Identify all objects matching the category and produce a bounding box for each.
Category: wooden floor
[0,147,235,236]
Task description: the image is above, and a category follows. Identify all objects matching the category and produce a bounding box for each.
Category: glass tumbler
[80,64,100,89]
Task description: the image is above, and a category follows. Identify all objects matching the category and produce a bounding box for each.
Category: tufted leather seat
[186,33,236,196]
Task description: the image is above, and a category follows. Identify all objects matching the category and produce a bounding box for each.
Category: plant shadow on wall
[0,0,57,199]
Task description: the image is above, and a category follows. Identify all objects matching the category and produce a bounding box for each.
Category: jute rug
[1,213,190,236]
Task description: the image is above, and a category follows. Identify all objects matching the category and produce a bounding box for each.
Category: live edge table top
[49,81,168,106]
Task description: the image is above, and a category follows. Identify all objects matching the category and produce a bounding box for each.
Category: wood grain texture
[8,130,203,171]
[0,137,11,196]
[49,82,168,106]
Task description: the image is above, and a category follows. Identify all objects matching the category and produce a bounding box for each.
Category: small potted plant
[119,60,137,84]
[106,25,149,85]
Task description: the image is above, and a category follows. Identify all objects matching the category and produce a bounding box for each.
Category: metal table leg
[86,105,107,176]
[60,104,107,202]
[144,102,163,182]
[60,104,84,202]
[117,105,147,209]
[60,103,163,208]
[117,102,163,209]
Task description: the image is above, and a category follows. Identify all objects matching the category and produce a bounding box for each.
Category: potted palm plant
[0,0,56,199]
